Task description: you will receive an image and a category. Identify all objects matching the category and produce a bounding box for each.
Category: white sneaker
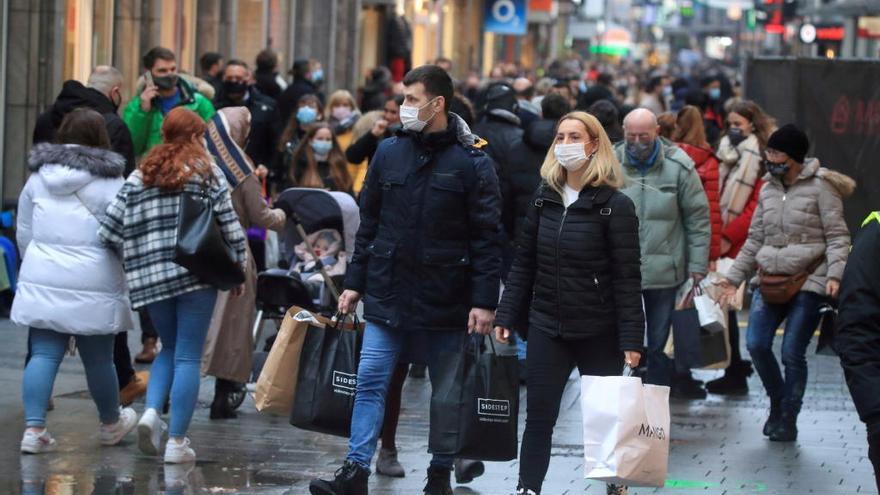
[99,407,138,446]
[164,437,196,464]
[137,408,168,456]
[20,429,57,454]
[164,463,194,489]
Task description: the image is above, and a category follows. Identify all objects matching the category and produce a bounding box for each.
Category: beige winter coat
[202,174,286,383]
[726,158,855,296]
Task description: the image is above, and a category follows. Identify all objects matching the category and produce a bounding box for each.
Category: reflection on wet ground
[0,318,875,494]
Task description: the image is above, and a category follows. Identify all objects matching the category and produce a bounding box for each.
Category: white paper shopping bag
[581,375,671,487]
[694,293,727,334]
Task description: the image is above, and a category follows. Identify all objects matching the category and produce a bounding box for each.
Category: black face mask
[764,160,790,177]
[223,80,249,97]
[727,127,747,146]
[153,74,178,90]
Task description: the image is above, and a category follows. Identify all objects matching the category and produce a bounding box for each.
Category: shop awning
[799,0,880,17]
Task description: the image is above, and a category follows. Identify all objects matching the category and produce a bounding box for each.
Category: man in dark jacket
[310,65,501,495]
[33,66,135,175]
[473,83,524,176]
[837,211,880,491]
[214,60,282,167]
[277,59,323,124]
[254,49,285,100]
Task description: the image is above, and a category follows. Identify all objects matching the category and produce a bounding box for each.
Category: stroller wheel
[227,382,247,410]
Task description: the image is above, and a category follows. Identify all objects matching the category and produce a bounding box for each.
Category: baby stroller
[229,189,360,410]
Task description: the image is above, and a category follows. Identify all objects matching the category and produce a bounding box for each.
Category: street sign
[484,0,527,36]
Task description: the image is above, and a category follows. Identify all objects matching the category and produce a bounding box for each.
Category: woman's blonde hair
[540,111,624,197]
[325,90,359,120]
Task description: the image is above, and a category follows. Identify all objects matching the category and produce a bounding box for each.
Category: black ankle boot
[706,361,753,395]
[763,399,782,436]
[309,460,369,495]
[423,466,452,495]
[769,411,798,442]
[210,379,238,420]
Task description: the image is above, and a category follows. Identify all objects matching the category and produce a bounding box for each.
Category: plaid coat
[98,165,247,308]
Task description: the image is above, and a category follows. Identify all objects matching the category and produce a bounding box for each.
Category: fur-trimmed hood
[28,143,125,178]
[764,157,857,199]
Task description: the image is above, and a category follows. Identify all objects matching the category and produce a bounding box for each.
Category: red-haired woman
[99,107,247,464]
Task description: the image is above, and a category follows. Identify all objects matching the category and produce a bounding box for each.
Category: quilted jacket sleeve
[607,192,645,352]
[726,199,765,286]
[494,186,540,331]
[817,177,852,281]
[466,154,503,310]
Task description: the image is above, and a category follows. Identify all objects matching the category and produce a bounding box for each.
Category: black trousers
[728,310,744,365]
[138,309,158,342]
[519,330,624,491]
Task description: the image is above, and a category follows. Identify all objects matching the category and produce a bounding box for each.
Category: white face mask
[554,142,595,171]
[399,98,438,133]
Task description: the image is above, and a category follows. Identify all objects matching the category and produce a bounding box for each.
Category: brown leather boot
[120,370,149,406]
[135,338,158,364]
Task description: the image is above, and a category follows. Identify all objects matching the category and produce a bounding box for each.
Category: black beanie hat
[767,124,809,163]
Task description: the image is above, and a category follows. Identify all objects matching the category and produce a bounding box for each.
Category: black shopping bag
[429,337,520,461]
[672,309,728,368]
[671,309,702,368]
[816,303,838,356]
[289,316,363,437]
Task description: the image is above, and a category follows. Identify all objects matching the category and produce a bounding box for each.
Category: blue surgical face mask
[311,139,332,156]
[311,69,324,83]
[708,88,722,100]
[297,106,318,125]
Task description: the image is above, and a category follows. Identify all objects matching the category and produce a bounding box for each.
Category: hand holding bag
[174,188,245,290]
[693,287,727,334]
[582,366,670,487]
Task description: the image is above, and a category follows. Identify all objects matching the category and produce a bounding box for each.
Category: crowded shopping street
[2,1,880,494]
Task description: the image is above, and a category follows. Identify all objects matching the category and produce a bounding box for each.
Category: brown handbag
[759,256,825,305]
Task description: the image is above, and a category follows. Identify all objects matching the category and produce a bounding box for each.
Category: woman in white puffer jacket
[13,108,137,454]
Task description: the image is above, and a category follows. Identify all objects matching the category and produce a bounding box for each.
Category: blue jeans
[746,290,824,415]
[644,288,678,386]
[23,328,119,427]
[145,288,218,437]
[348,322,466,471]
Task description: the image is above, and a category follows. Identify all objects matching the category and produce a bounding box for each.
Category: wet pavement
[1,316,876,495]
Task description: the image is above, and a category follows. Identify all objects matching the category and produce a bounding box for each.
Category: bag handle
[331,312,361,331]
[622,364,635,377]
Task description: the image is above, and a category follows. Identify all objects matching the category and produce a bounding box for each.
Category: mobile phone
[144,71,154,87]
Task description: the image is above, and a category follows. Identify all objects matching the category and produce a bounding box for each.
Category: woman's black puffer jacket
[495,183,645,351]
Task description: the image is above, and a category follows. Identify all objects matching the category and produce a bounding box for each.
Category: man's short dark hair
[541,93,572,120]
[200,52,223,73]
[256,50,277,71]
[403,65,454,113]
[225,59,249,72]
[597,73,614,86]
[645,76,664,93]
[144,47,176,70]
[291,59,311,79]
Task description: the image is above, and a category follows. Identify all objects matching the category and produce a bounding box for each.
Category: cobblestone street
[0,318,875,495]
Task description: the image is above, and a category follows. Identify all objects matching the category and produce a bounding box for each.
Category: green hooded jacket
[615,138,711,290]
[123,78,216,157]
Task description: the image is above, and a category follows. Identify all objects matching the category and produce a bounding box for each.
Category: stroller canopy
[276,188,360,254]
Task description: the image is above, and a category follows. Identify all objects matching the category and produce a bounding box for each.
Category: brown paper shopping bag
[254,306,312,416]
